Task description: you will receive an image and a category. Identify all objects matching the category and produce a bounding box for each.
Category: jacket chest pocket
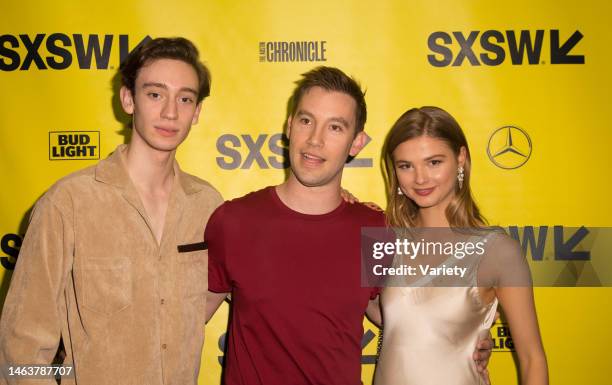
[80,257,132,316]
[178,251,208,299]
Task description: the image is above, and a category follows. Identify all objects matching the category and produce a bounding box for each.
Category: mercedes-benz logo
[487,126,532,169]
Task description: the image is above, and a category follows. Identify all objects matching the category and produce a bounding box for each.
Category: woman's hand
[340,188,383,211]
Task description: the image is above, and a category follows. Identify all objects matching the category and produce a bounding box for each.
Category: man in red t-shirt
[205,67,492,385]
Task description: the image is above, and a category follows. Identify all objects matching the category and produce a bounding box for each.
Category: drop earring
[457,167,464,189]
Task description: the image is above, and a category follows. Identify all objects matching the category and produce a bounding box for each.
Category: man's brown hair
[120,37,211,103]
[289,66,367,133]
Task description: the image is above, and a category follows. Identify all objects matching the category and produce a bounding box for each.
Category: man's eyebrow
[142,82,198,95]
[296,109,314,118]
[329,117,349,127]
[179,87,198,95]
[142,82,167,89]
[296,110,350,127]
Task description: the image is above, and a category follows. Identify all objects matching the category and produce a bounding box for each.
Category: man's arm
[0,195,72,384]
[206,291,230,324]
[204,204,233,325]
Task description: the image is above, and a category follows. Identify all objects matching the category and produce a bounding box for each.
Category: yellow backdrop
[1,1,610,384]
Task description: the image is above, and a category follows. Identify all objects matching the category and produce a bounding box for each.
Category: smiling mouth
[414,188,435,196]
[302,152,325,163]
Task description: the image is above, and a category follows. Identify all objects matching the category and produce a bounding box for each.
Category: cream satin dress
[374,240,498,385]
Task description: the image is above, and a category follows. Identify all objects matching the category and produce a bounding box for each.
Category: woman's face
[393,135,465,212]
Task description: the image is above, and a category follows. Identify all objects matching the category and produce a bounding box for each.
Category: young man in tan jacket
[0,37,222,385]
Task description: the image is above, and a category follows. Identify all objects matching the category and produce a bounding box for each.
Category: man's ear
[120,86,135,115]
[349,131,367,157]
[286,115,293,138]
[191,102,203,125]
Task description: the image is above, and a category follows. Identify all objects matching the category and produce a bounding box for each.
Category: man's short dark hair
[120,37,211,103]
[289,66,367,133]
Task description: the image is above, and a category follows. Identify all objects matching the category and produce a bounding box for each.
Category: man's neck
[275,174,343,215]
[124,142,175,193]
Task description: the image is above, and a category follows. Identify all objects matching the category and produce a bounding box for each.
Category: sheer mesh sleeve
[477,231,533,288]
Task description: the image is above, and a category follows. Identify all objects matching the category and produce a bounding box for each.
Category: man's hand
[473,334,493,384]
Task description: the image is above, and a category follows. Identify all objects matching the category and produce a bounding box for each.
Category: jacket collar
[94,144,203,195]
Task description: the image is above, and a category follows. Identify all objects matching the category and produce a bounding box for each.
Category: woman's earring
[397,187,403,195]
[457,167,464,189]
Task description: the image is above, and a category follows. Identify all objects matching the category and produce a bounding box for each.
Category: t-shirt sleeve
[205,204,232,293]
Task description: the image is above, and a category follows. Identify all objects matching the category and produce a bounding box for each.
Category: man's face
[287,86,366,188]
[120,58,202,153]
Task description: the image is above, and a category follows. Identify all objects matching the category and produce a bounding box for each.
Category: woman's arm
[496,286,548,385]
[479,232,548,384]
[366,296,382,327]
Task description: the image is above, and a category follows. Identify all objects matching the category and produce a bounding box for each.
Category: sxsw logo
[49,131,100,160]
[0,34,151,71]
[216,133,373,170]
[509,226,590,261]
[427,30,584,67]
[0,233,20,270]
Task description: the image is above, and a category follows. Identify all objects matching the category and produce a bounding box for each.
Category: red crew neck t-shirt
[206,186,385,385]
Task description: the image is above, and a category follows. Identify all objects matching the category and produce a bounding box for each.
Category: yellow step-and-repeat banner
[1,1,610,384]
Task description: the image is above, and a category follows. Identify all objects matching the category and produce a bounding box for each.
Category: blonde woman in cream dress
[371,107,548,385]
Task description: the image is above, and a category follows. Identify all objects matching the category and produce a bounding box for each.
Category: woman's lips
[414,187,435,196]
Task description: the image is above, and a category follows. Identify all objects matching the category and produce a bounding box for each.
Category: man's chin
[147,138,184,153]
[291,172,337,189]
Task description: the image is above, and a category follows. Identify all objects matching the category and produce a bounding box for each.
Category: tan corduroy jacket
[0,145,223,385]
